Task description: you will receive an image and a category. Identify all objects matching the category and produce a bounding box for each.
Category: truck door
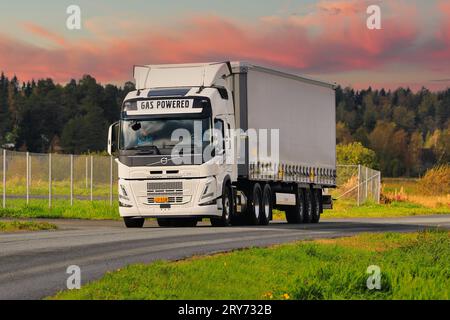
[213,117,233,193]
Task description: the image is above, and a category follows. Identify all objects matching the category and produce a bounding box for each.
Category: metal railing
[1,149,118,208]
[335,164,381,205]
[1,149,381,209]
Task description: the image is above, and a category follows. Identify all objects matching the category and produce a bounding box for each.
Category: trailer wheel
[311,189,322,223]
[260,184,272,225]
[303,188,313,223]
[123,217,145,228]
[211,185,233,227]
[247,183,262,225]
[286,188,305,224]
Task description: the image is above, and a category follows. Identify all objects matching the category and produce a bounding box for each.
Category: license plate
[154,197,169,203]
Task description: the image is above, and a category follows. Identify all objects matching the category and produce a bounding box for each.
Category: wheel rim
[299,197,304,218]
[224,196,230,220]
[264,192,270,219]
[254,193,260,219]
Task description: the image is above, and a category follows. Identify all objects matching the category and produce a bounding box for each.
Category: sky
[0,0,449,91]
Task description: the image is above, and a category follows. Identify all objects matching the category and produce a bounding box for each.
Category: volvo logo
[160,157,168,165]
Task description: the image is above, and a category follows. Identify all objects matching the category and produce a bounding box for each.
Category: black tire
[157,218,172,227]
[285,188,305,224]
[260,184,272,225]
[303,188,313,223]
[247,183,262,225]
[123,217,145,228]
[311,189,322,223]
[211,184,233,227]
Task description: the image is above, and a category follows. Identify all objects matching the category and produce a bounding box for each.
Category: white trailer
[108,62,336,228]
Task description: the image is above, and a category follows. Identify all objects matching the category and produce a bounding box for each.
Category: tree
[336,122,354,144]
[408,132,424,175]
[336,142,378,168]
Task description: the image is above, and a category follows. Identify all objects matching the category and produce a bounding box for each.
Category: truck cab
[108,63,238,227]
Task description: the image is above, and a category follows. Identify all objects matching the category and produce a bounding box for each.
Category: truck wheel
[311,189,322,223]
[303,189,313,223]
[247,183,262,225]
[123,217,145,228]
[157,218,172,227]
[285,188,305,224]
[211,185,233,227]
[260,184,272,225]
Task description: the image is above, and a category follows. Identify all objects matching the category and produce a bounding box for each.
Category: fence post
[357,164,361,206]
[377,172,381,204]
[2,149,5,209]
[86,156,88,189]
[110,156,113,206]
[70,154,74,206]
[49,153,52,208]
[29,154,32,196]
[26,152,29,205]
[365,166,369,200]
[90,155,93,201]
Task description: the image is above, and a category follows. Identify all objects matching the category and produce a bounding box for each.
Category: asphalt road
[0,215,449,300]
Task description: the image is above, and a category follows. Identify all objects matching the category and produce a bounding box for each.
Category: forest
[0,73,449,177]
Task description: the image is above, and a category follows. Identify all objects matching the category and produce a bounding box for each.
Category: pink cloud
[0,0,448,91]
[22,22,66,47]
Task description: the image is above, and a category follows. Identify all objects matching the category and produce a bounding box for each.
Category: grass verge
[0,220,57,232]
[51,230,450,300]
[0,199,120,220]
[273,199,450,220]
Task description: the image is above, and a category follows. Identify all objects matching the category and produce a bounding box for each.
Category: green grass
[0,179,116,197]
[1,198,448,222]
[51,230,450,300]
[273,199,450,220]
[323,200,450,218]
[0,199,120,220]
[0,220,57,232]
[1,178,448,221]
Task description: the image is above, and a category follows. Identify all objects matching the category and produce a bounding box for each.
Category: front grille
[148,196,183,204]
[147,182,183,195]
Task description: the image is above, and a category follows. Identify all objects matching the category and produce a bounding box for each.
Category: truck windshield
[120,117,211,156]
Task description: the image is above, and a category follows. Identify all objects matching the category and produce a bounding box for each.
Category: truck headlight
[119,184,130,201]
[119,201,133,208]
[200,179,216,201]
[201,182,214,200]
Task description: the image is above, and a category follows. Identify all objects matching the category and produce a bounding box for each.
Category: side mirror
[107,122,119,156]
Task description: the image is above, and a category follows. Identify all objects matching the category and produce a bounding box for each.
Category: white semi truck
[108,62,336,228]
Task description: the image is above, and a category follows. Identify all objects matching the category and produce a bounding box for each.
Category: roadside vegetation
[1,169,449,221]
[51,230,450,300]
[0,199,120,220]
[0,178,115,198]
[323,165,450,219]
[0,220,57,232]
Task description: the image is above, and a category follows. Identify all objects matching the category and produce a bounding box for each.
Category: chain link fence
[1,149,118,209]
[335,164,381,205]
[1,149,380,209]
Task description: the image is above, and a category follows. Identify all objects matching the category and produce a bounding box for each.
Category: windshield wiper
[128,145,161,155]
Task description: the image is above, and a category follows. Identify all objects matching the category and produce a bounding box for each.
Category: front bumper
[119,203,220,218]
[118,177,221,218]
